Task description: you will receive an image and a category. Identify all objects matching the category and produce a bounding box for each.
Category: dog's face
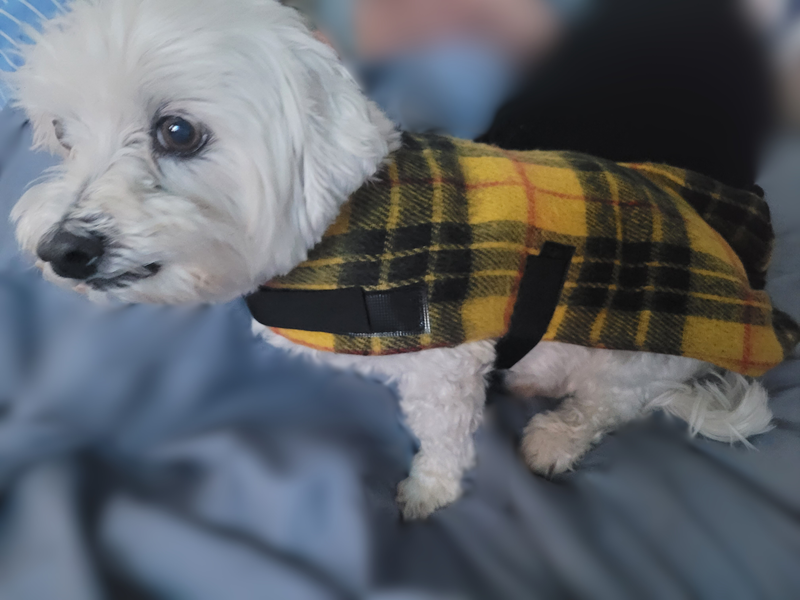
[10,0,394,304]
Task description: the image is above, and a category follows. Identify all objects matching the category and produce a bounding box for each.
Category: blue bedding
[0,0,63,107]
[1,4,800,600]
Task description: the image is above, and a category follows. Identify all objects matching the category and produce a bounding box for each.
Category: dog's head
[9,0,396,303]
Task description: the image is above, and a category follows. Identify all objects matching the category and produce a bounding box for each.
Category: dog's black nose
[37,229,105,280]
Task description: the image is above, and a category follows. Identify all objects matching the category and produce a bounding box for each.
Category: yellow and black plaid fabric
[267,134,799,376]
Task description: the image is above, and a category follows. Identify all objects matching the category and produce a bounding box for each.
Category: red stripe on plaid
[712,222,756,373]
[741,290,754,373]
[381,178,649,208]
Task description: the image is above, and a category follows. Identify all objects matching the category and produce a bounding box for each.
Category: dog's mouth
[85,263,161,291]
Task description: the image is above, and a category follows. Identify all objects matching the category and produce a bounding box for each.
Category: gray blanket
[1,106,799,600]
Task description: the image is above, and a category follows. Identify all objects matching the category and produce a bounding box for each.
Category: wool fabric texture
[265,134,799,376]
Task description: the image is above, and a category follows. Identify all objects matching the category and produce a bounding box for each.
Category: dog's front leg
[391,341,496,520]
[257,327,495,519]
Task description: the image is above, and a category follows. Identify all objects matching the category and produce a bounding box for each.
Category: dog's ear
[287,32,400,236]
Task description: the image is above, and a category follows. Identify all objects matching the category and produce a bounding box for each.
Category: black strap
[246,284,428,337]
[494,242,575,370]
[246,243,573,368]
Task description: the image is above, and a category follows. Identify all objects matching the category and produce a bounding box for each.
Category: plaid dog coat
[247,134,800,376]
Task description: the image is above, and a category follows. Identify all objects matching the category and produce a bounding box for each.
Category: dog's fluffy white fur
[10,0,773,519]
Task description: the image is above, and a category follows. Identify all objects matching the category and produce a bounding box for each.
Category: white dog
[9,0,777,519]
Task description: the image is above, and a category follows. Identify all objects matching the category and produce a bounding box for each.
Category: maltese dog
[9,0,780,519]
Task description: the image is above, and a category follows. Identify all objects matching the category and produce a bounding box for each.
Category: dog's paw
[396,468,462,520]
[521,412,595,477]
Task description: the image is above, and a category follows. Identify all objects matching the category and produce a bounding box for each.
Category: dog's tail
[649,371,773,446]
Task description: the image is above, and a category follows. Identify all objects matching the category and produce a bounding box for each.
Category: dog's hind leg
[520,379,652,476]
[504,341,593,399]
[517,349,722,476]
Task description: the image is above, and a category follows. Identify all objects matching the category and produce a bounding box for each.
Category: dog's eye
[52,119,71,150]
[154,116,207,156]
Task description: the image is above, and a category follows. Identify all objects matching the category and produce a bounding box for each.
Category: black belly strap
[246,242,574,369]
